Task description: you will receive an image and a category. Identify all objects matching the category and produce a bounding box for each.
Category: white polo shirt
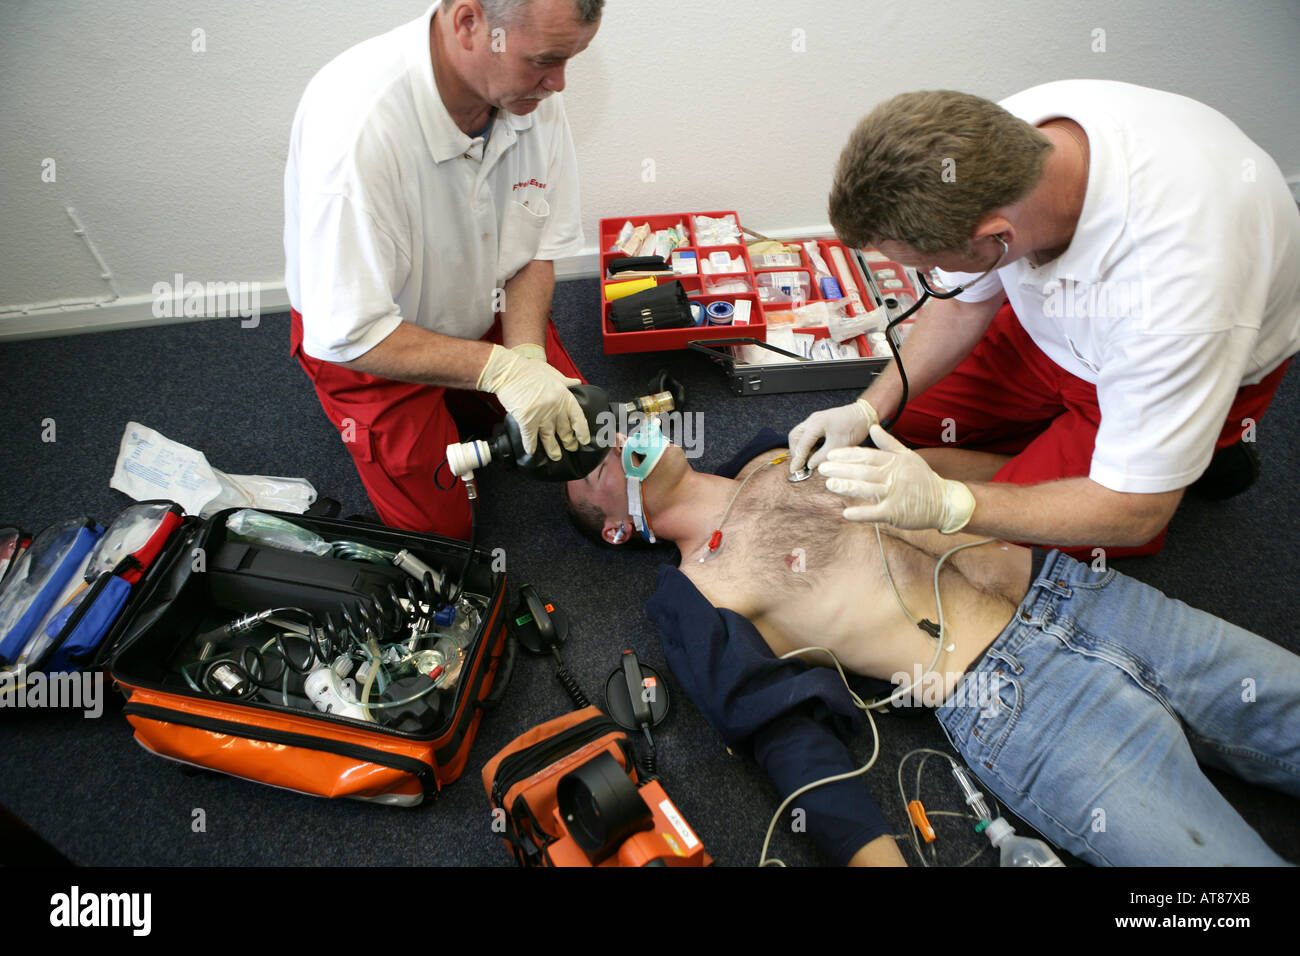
[284,3,585,363]
[938,79,1300,494]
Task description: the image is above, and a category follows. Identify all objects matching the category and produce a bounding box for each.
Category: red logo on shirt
[513,179,548,191]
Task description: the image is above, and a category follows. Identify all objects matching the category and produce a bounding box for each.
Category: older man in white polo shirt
[285,0,601,538]
[790,81,1300,558]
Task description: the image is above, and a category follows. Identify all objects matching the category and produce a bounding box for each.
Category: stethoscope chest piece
[787,466,813,483]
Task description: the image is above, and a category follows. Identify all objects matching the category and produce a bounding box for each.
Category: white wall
[1,0,1297,338]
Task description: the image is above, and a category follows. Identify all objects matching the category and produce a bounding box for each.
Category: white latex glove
[510,343,547,363]
[818,425,976,533]
[476,344,590,460]
[788,398,879,472]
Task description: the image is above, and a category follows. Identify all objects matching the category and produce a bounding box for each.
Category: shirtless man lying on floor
[563,420,1300,866]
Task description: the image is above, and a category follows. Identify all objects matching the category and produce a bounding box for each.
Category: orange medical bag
[108,509,512,805]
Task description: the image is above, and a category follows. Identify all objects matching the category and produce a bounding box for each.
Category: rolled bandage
[829,246,866,316]
[619,223,650,256]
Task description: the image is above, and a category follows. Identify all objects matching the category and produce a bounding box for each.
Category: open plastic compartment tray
[598,211,766,354]
[752,235,871,318]
[683,245,925,395]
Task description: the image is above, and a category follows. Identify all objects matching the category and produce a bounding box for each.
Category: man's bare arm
[336,257,559,388]
[340,322,494,388]
[824,427,1186,550]
[863,292,1005,423]
[964,478,1184,548]
[500,259,554,352]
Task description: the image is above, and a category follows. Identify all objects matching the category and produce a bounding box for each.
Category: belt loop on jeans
[989,646,1024,676]
[1032,549,1073,598]
[1040,579,1073,598]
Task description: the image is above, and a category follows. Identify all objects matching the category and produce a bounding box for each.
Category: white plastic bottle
[984,817,1065,867]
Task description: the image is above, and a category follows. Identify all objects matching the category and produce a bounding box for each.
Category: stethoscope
[879,234,1010,431]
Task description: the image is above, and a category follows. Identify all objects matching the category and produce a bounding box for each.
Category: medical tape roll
[705,301,734,326]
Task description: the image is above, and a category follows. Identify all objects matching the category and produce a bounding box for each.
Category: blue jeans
[936,550,1300,866]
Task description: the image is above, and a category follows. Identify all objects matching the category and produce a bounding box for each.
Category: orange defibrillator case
[483,706,711,867]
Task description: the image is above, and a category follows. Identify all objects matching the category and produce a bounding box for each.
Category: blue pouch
[16,502,186,675]
[43,575,133,673]
[0,519,103,665]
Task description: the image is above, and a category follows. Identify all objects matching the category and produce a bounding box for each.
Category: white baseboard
[0,287,296,342]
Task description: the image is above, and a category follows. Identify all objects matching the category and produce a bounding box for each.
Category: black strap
[509,793,555,867]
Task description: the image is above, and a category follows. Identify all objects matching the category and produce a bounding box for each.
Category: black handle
[622,650,653,727]
[686,337,810,364]
[519,584,556,644]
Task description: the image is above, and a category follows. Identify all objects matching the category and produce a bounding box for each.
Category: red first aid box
[597,210,921,356]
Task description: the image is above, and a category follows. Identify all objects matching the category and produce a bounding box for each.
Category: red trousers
[892,303,1289,558]
[291,312,585,540]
